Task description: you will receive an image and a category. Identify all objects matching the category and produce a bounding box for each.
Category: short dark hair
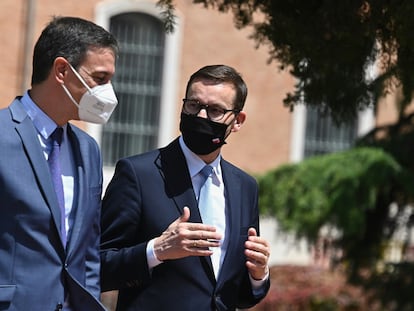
[31,16,119,85]
[185,65,248,111]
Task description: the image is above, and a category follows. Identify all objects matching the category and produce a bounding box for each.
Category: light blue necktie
[198,165,225,277]
[198,165,213,200]
[48,127,66,245]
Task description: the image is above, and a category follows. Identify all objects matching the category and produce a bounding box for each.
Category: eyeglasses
[182,99,240,121]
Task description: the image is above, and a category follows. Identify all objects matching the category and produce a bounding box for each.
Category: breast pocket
[0,285,16,307]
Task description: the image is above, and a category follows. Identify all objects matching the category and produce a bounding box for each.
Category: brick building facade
[0,0,298,180]
[0,1,410,309]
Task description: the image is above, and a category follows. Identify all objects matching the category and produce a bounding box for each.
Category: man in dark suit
[0,16,119,310]
[100,65,270,311]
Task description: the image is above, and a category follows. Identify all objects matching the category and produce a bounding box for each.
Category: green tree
[259,146,414,270]
[257,127,414,308]
[157,0,414,123]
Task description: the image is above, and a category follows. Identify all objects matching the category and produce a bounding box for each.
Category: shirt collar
[179,136,222,179]
[20,90,67,139]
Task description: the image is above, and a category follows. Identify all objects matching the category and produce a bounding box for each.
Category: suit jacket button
[56,303,63,310]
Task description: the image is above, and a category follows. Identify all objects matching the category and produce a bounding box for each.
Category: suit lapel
[217,160,242,284]
[156,139,202,223]
[10,100,65,248]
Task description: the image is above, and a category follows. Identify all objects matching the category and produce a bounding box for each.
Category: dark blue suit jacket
[100,138,269,311]
[0,99,105,310]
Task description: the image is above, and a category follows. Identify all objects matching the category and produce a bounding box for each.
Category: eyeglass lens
[183,100,226,120]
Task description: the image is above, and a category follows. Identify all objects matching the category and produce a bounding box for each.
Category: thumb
[248,227,257,237]
[167,206,190,230]
[180,206,190,222]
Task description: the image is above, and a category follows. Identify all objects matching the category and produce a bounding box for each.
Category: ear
[231,111,246,132]
[53,57,69,84]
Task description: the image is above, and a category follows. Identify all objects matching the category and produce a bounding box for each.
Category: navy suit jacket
[100,138,270,311]
[0,99,106,310]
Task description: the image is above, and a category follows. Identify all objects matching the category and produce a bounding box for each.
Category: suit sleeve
[236,176,270,308]
[85,196,102,297]
[85,141,103,299]
[100,158,151,292]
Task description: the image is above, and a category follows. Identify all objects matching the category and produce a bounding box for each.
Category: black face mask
[179,113,230,155]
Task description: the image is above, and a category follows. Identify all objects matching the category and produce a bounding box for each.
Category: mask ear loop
[61,84,80,108]
[61,63,85,109]
[68,63,93,93]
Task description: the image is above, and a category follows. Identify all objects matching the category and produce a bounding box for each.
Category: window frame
[93,0,183,186]
[290,104,375,162]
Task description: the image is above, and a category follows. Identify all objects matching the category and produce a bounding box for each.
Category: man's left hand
[244,228,270,280]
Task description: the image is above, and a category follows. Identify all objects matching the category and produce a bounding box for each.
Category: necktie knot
[196,165,213,200]
[51,127,63,146]
[199,165,213,185]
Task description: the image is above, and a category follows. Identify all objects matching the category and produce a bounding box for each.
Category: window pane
[304,106,357,158]
[102,13,165,166]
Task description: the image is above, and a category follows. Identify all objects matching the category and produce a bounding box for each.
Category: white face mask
[62,64,118,124]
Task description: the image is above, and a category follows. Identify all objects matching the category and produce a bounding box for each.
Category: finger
[247,228,269,248]
[196,230,222,241]
[246,236,270,248]
[189,239,220,251]
[185,222,218,233]
[247,228,266,246]
[189,248,214,256]
[245,248,269,280]
[245,247,268,263]
[245,240,270,257]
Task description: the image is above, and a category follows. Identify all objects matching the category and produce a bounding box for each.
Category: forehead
[80,47,116,75]
[188,79,236,107]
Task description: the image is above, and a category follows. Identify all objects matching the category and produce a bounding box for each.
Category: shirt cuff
[249,268,270,294]
[146,238,163,270]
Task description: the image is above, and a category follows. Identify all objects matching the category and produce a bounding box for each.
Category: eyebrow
[188,98,227,108]
[79,65,113,76]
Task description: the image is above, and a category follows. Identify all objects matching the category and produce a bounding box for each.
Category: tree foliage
[157,0,414,123]
[257,136,414,308]
[258,147,414,266]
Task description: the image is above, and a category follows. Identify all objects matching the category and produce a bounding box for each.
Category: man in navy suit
[0,16,119,310]
[100,65,270,311]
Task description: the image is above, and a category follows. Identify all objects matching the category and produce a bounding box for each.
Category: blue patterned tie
[48,127,66,245]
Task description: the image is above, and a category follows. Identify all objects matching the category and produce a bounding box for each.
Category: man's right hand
[154,206,222,261]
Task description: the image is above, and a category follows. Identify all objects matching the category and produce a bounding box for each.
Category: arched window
[102,13,165,166]
[93,1,182,181]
